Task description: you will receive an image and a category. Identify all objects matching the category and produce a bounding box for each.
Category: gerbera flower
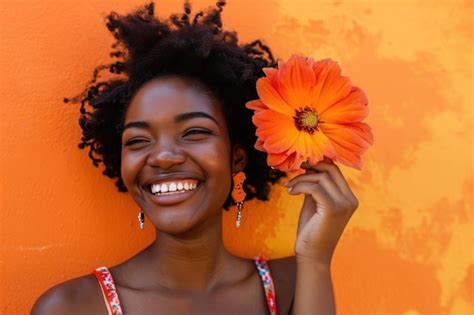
[246,54,374,172]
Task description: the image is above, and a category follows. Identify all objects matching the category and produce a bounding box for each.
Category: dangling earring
[231,171,246,228]
[138,209,145,230]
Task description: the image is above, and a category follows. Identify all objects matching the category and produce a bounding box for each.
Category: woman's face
[121,76,233,234]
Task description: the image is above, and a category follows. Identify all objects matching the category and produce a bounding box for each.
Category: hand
[284,157,359,267]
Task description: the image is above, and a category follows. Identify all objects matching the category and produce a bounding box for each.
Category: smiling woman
[120,77,235,234]
[30,1,289,314]
[29,1,353,314]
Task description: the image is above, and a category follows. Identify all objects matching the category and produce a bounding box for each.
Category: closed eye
[124,138,148,146]
[183,128,213,137]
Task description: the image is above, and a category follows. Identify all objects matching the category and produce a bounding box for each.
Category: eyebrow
[122,111,219,131]
[122,121,149,131]
[175,111,219,126]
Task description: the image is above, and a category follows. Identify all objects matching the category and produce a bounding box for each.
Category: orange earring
[231,171,246,228]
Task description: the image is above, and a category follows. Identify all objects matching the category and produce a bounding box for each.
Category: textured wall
[0,0,472,314]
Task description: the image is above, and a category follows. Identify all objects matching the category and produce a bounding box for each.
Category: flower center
[293,107,320,134]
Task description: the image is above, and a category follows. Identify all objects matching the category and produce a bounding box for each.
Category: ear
[231,144,248,173]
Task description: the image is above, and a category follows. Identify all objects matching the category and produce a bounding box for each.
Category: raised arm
[284,158,359,315]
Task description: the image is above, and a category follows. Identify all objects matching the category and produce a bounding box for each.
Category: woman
[31,1,359,314]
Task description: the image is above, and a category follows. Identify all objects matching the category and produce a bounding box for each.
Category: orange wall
[1,0,473,314]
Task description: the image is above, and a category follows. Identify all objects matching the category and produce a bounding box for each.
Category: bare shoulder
[268,256,296,314]
[30,273,107,315]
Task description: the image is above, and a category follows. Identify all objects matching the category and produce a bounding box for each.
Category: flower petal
[272,151,305,172]
[254,138,265,152]
[263,67,277,79]
[267,152,290,166]
[307,130,337,165]
[319,122,374,170]
[263,132,298,154]
[246,99,268,111]
[276,54,316,108]
[319,86,369,123]
[284,130,336,165]
[253,109,299,153]
[311,59,352,114]
[256,78,294,116]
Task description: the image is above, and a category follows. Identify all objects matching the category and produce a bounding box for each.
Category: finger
[285,172,342,199]
[288,181,334,211]
[301,157,357,203]
[312,161,356,199]
[290,182,333,236]
[301,156,334,170]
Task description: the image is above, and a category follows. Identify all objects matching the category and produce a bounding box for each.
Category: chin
[150,207,220,237]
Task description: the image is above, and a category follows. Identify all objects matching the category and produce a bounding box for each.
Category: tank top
[92,256,277,315]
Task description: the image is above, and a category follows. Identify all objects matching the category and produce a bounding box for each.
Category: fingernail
[283,181,289,187]
[287,187,293,193]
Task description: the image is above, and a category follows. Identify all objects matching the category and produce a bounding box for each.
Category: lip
[144,181,202,206]
[141,173,205,206]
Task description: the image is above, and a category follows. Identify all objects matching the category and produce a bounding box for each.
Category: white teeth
[150,180,199,195]
[169,182,177,192]
[151,184,161,193]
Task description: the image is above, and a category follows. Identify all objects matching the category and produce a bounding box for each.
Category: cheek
[200,142,232,198]
[207,146,230,169]
[120,151,143,190]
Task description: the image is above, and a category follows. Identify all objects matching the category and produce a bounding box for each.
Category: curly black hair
[64,0,285,209]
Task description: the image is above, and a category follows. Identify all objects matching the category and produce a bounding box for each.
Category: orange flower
[246,54,374,172]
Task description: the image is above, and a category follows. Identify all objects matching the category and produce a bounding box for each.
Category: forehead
[125,76,224,123]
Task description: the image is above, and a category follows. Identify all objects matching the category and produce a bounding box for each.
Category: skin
[31,76,359,315]
[289,161,359,314]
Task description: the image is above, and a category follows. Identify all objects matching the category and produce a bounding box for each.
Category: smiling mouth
[148,179,201,196]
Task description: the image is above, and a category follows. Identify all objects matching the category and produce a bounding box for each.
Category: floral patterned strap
[92,260,276,315]
[253,256,278,315]
[92,267,124,315]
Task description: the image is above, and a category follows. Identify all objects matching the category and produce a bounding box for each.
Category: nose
[146,139,186,169]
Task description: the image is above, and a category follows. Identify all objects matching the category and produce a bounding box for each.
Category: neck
[146,213,245,292]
